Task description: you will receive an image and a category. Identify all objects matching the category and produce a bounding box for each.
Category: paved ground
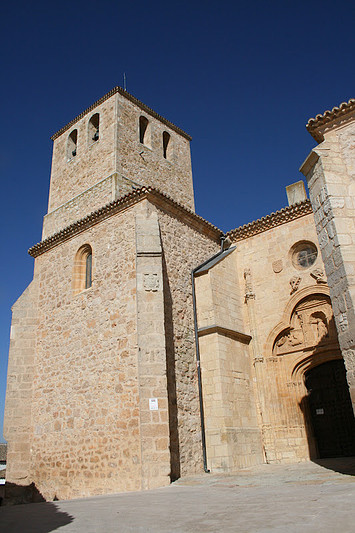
[1,458,354,532]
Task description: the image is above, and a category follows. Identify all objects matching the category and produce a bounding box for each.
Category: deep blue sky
[1,0,354,441]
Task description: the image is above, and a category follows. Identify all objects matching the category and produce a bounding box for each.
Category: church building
[4,89,355,501]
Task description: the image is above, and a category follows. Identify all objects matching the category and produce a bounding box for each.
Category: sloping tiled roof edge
[28,188,223,258]
[226,199,312,242]
[306,98,355,142]
[51,87,192,141]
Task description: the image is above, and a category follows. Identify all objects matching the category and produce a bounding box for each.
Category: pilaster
[135,203,170,489]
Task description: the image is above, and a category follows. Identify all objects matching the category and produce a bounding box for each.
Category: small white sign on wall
[316,408,324,415]
[149,398,159,411]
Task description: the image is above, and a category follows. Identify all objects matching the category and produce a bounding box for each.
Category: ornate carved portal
[264,292,347,462]
[273,294,337,357]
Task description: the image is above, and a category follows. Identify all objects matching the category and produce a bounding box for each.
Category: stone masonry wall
[48,92,195,217]
[116,94,195,211]
[28,205,142,500]
[42,173,137,239]
[195,250,263,471]
[4,282,38,486]
[234,213,322,362]
[301,119,355,407]
[48,96,117,212]
[135,206,171,489]
[157,208,219,476]
[233,212,330,462]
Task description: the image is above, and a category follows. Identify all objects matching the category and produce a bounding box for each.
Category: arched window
[85,251,92,289]
[139,116,151,147]
[88,113,100,143]
[73,244,93,293]
[67,129,78,160]
[163,131,172,160]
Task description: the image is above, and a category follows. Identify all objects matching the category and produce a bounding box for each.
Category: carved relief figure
[290,275,301,294]
[310,312,328,342]
[274,328,304,354]
[310,268,326,284]
[273,294,336,356]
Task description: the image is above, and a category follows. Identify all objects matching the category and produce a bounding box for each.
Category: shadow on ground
[0,500,74,533]
[312,456,355,476]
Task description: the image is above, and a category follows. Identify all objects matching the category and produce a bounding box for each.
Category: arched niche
[265,289,342,384]
[264,286,331,356]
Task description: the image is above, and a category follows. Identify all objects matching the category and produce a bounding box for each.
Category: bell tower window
[89,113,100,143]
[67,129,78,160]
[139,116,151,148]
[163,131,171,160]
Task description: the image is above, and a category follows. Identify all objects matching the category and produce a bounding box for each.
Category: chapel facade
[4,89,355,501]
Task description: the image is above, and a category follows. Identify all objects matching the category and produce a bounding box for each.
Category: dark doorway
[305,359,355,458]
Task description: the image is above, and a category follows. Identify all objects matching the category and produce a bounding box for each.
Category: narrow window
[67,129,78,160]
[85,252,92,289]
[88,113,100,143]
[73,244,93,294]
[139,116,151,147]
[163,131,171,160]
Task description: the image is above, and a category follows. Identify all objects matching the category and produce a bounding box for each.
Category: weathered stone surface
[301,104,355,408]
[4,91,354,503]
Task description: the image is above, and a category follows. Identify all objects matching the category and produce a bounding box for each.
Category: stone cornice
[198,325,251,344]
[226,200,312,242]
[306,98,355,143]
[28,187,223,258]
[51,87,192,141]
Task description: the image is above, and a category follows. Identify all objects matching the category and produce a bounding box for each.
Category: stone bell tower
[43,87,195,239]
[4,88,211,502]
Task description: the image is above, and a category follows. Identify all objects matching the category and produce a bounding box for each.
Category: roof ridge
[51,87,192,141]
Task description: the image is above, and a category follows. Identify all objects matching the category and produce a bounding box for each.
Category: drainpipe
[191,236,226,473]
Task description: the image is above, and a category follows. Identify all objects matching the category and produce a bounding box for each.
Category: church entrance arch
[305,359,355,458]
[263,288,354,462]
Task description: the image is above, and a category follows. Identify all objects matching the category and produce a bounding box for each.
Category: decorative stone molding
[272,260,283,273]
[51,86,192,141]
[28,187,223,258]
[290,275,301,294]
[310,268,326,284]
[227,200,312,242]
[291,352,343,381]
[244,268,255,301]
[143,273,159,292]
[272,294,338,359]
[264,286,331,356]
